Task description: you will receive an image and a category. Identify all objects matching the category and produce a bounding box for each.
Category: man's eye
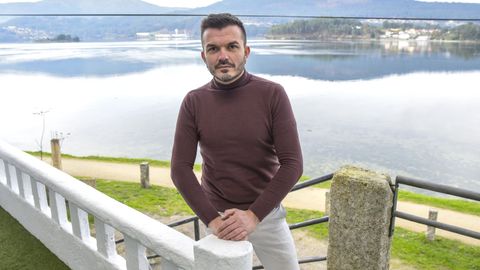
[229,44,238,49]
[208,47,218,52]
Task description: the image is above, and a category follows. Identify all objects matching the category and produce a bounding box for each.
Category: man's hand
[207,216,224,236]
[217,209,259,241]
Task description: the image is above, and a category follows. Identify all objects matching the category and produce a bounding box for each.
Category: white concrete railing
[0,140,252,270]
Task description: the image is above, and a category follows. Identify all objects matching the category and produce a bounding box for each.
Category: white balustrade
[0,159,6,185]
[16,167,26,198]
[125,235,149,270]
[0,140,252,270]
[7,163,19,194]
[20,172,34,205]
[49,189,71,232]
[161,259,178,270]
[31,178,51,216]
[95,218,121,261]
[69,203,93,244]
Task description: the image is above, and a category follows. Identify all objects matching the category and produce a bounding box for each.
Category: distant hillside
[189,0,480,19]
[0,0,182,14]
[1,0,480,42]
[0,0,190,41]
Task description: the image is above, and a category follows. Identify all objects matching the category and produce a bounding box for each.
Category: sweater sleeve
[170,93,221,226]
[248,85,303,221]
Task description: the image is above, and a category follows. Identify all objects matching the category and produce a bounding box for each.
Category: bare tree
[33,110,49,160]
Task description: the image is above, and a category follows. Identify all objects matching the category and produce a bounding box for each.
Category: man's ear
[201,51,206,63]
[244,46,251,59]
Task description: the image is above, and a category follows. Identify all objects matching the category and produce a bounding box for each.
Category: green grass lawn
[3,178,478,270]
[287,208,480,270]
[95,179,480,270]
[0,207,70,270]
[30,151,480,217]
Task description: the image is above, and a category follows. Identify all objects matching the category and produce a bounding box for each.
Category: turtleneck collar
[210,70,251,90]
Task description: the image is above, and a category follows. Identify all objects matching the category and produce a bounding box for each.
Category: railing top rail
[0,140,195,269]
[396,175,480,201]
[0,13,479,21]
[291,173,333,192]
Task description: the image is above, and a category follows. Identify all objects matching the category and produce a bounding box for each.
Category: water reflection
[0,40,479,80]
[0,67,479,192]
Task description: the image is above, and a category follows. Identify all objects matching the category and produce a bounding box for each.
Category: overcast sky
[0,0,479,7]
[0,0,222,7]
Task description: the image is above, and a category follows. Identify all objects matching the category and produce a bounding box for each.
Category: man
[171,13,303,269]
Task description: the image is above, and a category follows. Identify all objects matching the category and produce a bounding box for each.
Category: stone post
[426,209,438,241]
[325,191,330,215]
[50,139,62,170]
[140,162,150,189]
[327,166,393,270]
[194,235,252,270]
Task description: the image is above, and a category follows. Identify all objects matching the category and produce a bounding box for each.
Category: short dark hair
[200,13,247,45]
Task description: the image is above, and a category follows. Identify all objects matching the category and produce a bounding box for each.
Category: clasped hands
[208,208,260,241]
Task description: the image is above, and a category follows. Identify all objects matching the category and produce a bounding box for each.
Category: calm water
[0,40,479,193]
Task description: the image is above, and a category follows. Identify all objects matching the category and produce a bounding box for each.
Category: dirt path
[51,157,479,246]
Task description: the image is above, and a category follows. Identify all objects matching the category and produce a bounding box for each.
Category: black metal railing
[389,175,480,239]
[1,13,480,22]
[114,172,334,268]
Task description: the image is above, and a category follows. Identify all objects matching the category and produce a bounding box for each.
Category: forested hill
[267,19,480,41]
[1,0,480,42]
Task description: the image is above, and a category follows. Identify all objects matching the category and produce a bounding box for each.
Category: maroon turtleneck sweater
[171,71,303,226]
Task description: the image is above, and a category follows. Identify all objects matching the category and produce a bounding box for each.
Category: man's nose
[218,48,229,60]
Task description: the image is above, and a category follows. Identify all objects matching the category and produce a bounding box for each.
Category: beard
[208,58,246,84]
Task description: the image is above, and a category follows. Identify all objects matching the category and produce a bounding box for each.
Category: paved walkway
[49,157,479,246]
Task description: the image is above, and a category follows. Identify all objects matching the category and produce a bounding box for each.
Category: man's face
[201,25,250,84]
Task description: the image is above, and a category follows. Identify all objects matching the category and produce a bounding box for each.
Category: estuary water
[0,39,479,192]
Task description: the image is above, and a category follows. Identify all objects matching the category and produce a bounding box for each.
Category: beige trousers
[207,205,300,270]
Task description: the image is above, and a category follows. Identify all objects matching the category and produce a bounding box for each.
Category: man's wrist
[246,209,260,224]
[208,216,223,233]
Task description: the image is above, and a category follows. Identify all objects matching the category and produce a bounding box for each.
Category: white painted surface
[16,167,26,198]
[194,235,253,270]
[0,181,125,270]
[7,164,19,194]
[125,235,149,270]
[31,179,51,216]
[95,218,119,261]
[70,203,92,243]
[49,189,72,232]
[20,172,34,205]
[161,259,178,270]
[0,160,6,185]
[0,140,253,270]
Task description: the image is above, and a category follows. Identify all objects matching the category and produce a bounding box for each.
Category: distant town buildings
[381,28,435,41]
[136,29,189,41]
[2,25,50,40]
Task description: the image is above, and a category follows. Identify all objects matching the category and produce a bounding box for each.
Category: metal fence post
[426,209,438,241]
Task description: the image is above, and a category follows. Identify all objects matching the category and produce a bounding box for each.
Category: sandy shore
[47,157,479,246]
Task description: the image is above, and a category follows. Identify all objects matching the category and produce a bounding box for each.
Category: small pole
[325,191,330,215]
[140,162,150,189]
[50,138,62,170]
[426,209,438,241]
